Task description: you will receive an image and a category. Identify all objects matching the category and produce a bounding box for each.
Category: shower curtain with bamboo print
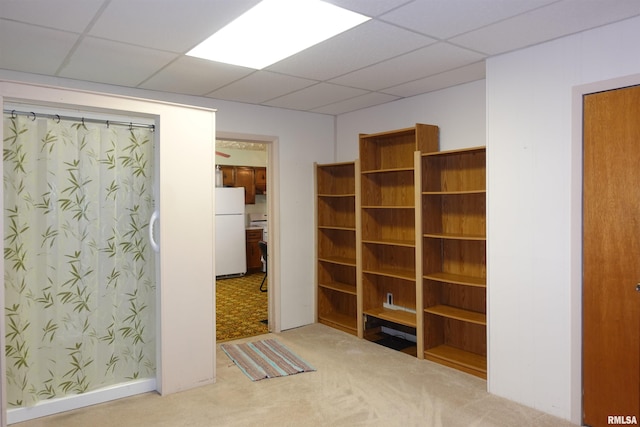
[3,113,156,407]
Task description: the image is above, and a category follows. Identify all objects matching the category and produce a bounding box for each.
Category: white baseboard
[7,378,156,424]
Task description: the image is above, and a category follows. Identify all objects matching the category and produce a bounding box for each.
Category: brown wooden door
[583,85,640,426]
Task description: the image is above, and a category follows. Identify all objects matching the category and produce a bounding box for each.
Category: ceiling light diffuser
[187,0,370,69]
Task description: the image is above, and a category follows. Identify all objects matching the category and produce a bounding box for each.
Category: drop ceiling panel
[58,37,176,87]
[383,61,486,97]
[0,0,104,33]
[325,0,414,17]
[311,91,400,115]
[0,21,79,75]
[451,0,640,55]
[380,0,557,39]
[264,82,368,111]
[266,20,436,81]
[89,0,261,53]
[207,71,317,104]
[330,42,485,91]
[139,56,254,96]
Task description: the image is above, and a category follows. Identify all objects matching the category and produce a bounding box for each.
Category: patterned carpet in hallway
[216,272,268,342]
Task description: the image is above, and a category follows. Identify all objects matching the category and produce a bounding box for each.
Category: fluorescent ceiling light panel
[187,0,370,69]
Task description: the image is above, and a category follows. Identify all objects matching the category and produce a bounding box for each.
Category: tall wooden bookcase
[358,124,439,356]
[315,161,360,336]
[421,146,487,378]
[314,128,487,379]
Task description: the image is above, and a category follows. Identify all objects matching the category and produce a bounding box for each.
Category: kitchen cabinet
[255,167,267,194]
[221,166,235,187]
[246,228,264,272]
[218,165,264,204]
[235,167,256,204]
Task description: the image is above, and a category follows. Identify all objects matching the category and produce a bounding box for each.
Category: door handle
[636,283,640,292]
[149,210,160,253]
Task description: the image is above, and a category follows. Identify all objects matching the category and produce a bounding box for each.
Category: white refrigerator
[215,187,247,277]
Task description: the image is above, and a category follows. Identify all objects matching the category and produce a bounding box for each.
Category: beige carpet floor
[13,323,577,427]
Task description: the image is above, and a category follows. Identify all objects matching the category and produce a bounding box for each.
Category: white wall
[336,79,486,159]
[486,15,640,423]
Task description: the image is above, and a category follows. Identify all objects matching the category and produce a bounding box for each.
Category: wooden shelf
[319,225,356,232]
[361,238,415,247]
[424,305,486,325]
[424,344,487,379]
[364,307,417,328]
[361,205,415,209]
[421,146,486,158]
[361,167,415,174]
[423,272,486,288]
[318,255,357,267]
[318,193,356,198]
[363,267,416,282]
[319,312,358,335]
[318,280,357,295]
[423,190,486,195]
[423,232,486,241]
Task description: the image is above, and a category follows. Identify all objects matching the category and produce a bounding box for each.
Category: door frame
[571,72,640,424]
[216,130,280,334]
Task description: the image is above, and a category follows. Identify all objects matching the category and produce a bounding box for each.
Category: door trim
[571,72,640,424]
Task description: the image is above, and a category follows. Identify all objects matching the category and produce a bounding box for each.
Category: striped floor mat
[221,339,316,381]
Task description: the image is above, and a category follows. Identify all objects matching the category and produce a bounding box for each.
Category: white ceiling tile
[267,20,436,80]
[380,0,557,39]
[58,37,176,87]
[264,83,368,111]
[330,42,485,90]
[311,91,400,115]
[139,56,254,95]
[208,72,317,104]
[324,0,414,17]
[383,61,486,97]
[89,0,261,53]
[0,0,104,33]
[450,0,640,55]
[0,21,78,74]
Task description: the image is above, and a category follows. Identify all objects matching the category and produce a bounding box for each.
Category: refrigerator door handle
[149,209,160,252]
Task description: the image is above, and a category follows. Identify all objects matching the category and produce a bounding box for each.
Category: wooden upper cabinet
[255,167,267,194]
[219,165,265,204]
[221,166,235,187]
[235,166,256,204]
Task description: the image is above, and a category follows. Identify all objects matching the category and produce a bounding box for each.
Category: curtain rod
[3,109,155,131]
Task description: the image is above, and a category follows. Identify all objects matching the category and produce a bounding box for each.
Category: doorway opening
[214,135,278,342]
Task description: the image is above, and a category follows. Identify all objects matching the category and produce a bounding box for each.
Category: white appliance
[248,213,268,272]
[248,213,268,242]
[215,187,247,277]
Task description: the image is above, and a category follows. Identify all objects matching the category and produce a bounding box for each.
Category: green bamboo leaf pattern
[3,114,156,407]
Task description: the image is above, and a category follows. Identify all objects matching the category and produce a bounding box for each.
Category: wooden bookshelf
[421,146,487,378]
[359,124,439,356]
[315,161,359,336]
